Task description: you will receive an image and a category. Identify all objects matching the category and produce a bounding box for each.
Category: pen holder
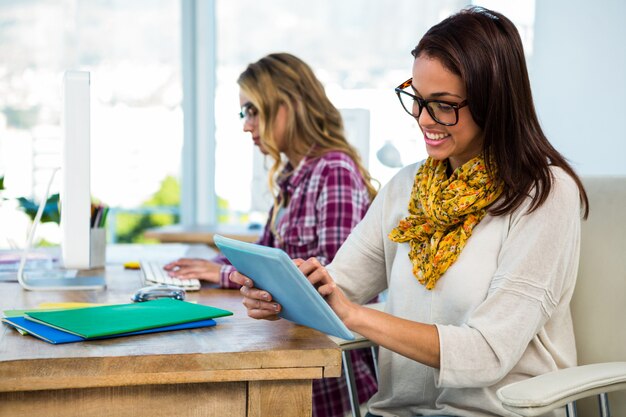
[90,228,106,268]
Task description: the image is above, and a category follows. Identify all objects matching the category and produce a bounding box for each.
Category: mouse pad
[214,235,354,340]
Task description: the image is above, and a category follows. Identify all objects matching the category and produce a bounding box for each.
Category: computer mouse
[248,223,262,230]
[131,284,186,302]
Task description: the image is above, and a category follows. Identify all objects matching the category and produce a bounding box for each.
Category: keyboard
[140,260,201,291]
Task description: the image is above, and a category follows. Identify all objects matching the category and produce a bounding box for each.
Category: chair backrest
[339,108,370,168]
[572,177,626,415]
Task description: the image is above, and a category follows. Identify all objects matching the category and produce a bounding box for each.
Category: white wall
[531,0,626,175]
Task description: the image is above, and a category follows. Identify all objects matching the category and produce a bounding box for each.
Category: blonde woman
[165,53,378,417]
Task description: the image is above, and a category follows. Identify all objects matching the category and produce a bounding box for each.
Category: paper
[0,250,64,282]
[0,251,57,271]
[38,302,106,309]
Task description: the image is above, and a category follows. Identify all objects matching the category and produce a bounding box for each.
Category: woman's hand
[229,271,282,320]
[229,256,358,326]
[298,258,441,367]
[163,258,221,284]
[295,257,358,325]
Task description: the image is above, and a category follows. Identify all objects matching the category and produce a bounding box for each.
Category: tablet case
[214,234,354,340]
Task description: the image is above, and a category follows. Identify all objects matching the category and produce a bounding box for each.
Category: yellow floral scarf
[388,156,503,290]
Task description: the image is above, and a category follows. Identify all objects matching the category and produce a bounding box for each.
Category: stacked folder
[2,298,232,344]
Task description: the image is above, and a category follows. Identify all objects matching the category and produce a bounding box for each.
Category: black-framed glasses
[395,78,468,126]
[239,102,259,122]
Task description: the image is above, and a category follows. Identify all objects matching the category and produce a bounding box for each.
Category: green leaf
[17,193,61,224]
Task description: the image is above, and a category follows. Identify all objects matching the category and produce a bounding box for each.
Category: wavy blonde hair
[237,53,377,202]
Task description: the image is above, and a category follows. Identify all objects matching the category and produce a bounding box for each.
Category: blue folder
[214,234,354,340]
[3,316,216,344]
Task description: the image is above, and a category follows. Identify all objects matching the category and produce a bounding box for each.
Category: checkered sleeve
[218,264,239,289]
[314,162,370,266]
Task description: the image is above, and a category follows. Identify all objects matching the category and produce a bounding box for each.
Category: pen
[92,205,102,229]
[98,206,109,228]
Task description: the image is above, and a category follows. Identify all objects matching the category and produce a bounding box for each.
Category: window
[0,0,182,247]
[213,0,467,223]
[474,0,536,56]
[0,1,538,247]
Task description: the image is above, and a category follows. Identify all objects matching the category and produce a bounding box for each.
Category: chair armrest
[496,362,626,416]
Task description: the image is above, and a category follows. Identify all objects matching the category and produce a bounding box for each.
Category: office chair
[497,176,626,416]
[329,302,385,417]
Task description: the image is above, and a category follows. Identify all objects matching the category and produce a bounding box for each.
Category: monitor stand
[16,166,106,292]
[17,269,106,291]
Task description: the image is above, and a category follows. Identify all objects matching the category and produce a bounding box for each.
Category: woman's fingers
[317,282,336,297]
[239,283,272,300]
[229,271,282,319]
[229,271,253,287]
[166,263,216,281]
[163,258,204,270]
[240,284,282,319]
[170,268,207,280]
[298,257,322,274]
[246,308,281,320]
[241,293,281,313]
[298,257,334,289]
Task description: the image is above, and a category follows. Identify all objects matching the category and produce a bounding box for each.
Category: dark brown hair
[412,6,588,218]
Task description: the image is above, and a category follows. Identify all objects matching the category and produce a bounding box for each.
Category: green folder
[24,298,233,338]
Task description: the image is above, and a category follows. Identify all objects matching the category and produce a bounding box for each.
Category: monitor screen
[17,70,106,290]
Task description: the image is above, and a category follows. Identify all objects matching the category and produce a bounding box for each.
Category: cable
[17,167,60,289]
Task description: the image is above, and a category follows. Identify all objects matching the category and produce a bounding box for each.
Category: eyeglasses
[239,102,259,122]
[395,78,468,126]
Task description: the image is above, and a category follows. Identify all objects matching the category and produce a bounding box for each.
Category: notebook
[24,298,232,338]
[213,234,354,340]
[3,316,216,344]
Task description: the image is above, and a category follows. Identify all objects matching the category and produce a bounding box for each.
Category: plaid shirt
[213,151,378,417]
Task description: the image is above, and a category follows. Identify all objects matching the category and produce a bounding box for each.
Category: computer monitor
[17,71,106,291]
[61,71,92,269]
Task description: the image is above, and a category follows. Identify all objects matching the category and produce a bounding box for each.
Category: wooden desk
[0,251,341,417]
[144,224,262,246]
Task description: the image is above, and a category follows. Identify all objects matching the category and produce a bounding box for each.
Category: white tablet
[214,234,354,340]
